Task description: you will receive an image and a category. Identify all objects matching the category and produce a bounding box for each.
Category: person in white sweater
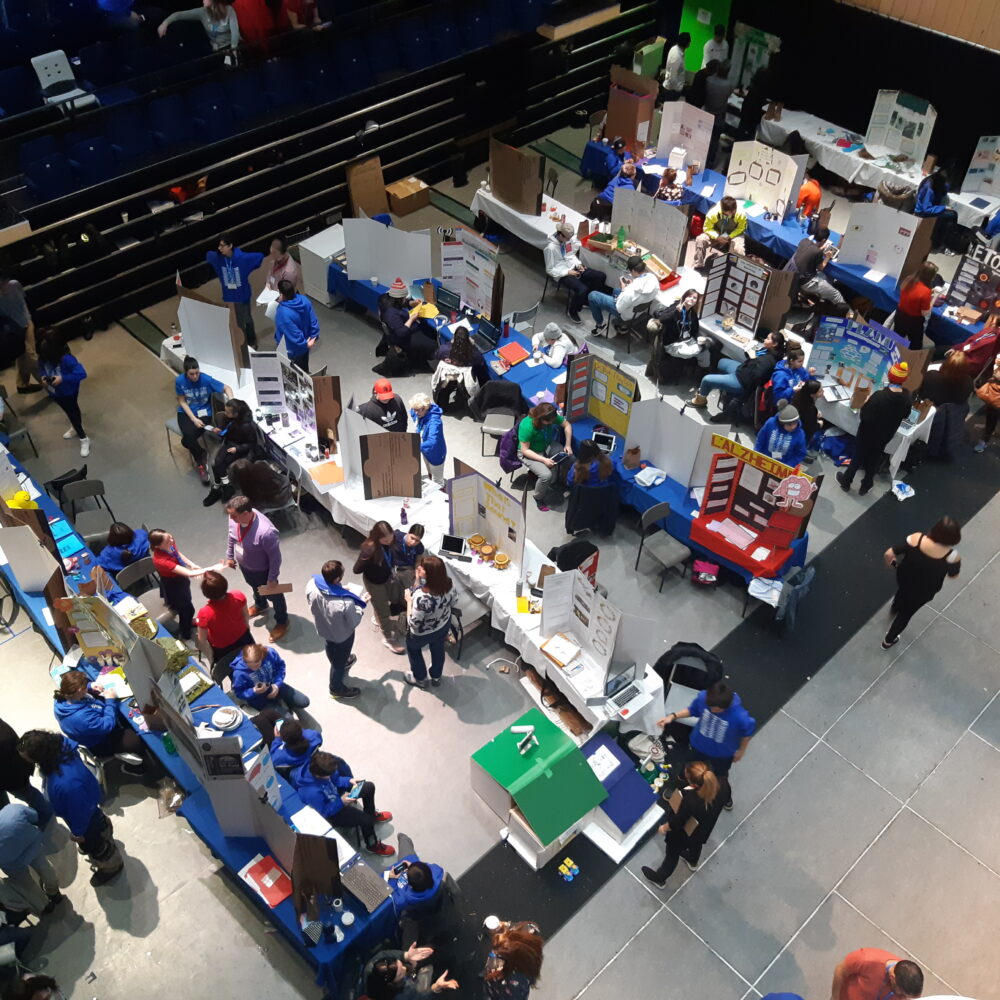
[587,256,660,334]
[530,323,576,368]
[542,223,606,324]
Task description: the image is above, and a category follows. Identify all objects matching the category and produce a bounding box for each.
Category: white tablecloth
[470,188,589,250]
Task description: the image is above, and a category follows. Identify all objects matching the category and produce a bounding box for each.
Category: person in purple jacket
[206,235,264,348]
[37,329,90,458]
[223,495,288,642]
[658,681,756,810]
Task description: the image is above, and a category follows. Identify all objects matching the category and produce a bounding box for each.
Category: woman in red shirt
[149,529,211,641]
[894,261,938,350]
[196,570,253,666]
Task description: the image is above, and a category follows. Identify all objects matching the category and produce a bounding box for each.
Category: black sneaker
[881,634,899,650]
[42,892,65,915]
[329,686,361,699]
[836,471,851,492]
[858,481,873,496]
[90,865,124,887]
[641,865,667,888]
[202,487,222,506]
[430,677,442,687]
[404,673,428,689]
[723,800,734,811]
[568,310,582,323]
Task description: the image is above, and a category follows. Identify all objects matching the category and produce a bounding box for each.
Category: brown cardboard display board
[453,457,477,479]
[489,138,544,216]
[346,155,389,218]
[258,582,293,596]
[899,217,935,286]
[359,432,422,500]
[386,177,431,216]
[43,569,74,654]
[291,833,341,920]
[758,268,795,331]
[605,65,659,153]
[490,264,505,325]
[898,346,932,392]
[313,375,342,451]
[178,286,246,372]
[0,498,57,559]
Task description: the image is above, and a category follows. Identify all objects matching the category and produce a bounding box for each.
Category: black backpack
[433,375,469,413]
[653,641,724,690]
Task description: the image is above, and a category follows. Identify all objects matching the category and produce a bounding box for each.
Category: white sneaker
[80,437,91,457]
[63,429,76,439]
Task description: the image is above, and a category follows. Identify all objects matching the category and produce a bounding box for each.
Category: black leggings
[330,782,379,846]
[177,410,206,463]
[887,591,931,642]
[983,405,999,442]
[53,394,85,438]
[160,575,195,640]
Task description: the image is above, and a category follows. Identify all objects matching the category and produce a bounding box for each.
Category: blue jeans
[588,290,620,325]
[241,566,288,625]
[699,358,743,398]
[288,351,309,372]
[325,635,355,694]
[277,683,310,711]
[406,623,449,681]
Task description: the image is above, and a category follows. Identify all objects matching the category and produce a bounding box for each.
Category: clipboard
[258,582,293,596]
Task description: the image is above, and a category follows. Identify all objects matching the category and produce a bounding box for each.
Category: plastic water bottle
[400,505,408,526]
[162,732,177,755]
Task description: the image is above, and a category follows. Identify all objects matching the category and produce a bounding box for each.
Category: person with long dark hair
[434,325,487,387]
[149,528,211,641]
[403,556,454,690]
[203,397,257,506]
[226,457,293,509]
[354,520,404,653]
[790,379,824,460]
[882,517,961,648]
[642,761,730,886]
[690,330,787,421]
[567,439,612,488]
[894,262,939,350]
[484,921,544,1000]
[96,522,150,577]
[914,169,959,255]
[37,328,89,457]
[174,355,232,484]
[921,351,974,460]
[18,731,124,886]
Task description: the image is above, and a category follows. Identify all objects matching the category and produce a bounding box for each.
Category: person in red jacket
[945,325,998,373]
[829,948,923,1000]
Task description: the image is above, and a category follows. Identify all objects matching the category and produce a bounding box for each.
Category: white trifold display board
[655,100,714,171]
[625,399,714,488]
[0,524,58,590]
[838,203,934,282]
[724,141,800,219]
[539,569,622,673]
[458,227,500,315]
[338,404,384,490]
[865,90,936,167]
[963,135,1000,195]
[447,470,526,571]
[343,217,432,285]
[610,189,689,269]
[249,350,285,410]
[177,294,238,379]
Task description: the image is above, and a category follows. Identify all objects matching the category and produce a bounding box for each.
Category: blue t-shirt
[175,372,224,417]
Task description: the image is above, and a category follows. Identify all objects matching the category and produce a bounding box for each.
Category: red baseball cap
[373,378,394,400]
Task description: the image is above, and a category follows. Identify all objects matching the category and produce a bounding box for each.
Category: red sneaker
[367,842,395,857]
[374,811,393,823]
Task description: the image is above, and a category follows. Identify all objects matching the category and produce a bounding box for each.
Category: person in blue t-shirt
[174,355,232,483]
[658,681,756,809]
[205,235,265,347]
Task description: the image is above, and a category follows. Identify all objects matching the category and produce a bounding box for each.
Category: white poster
[963,135,1000,195]
[838,202,922,281]
[625,399,712,488]
[724,141,798,219]
[865,90,936,168]
[539,569,621,672]
[249,350,285,410]
[339,405,384,488]
[447,471,525,570]
[0,525,59,591]
[459,228,499,316]
[610,188,689,268]
[177,295,238,379]
[655,100,714,171]
[344,217,433,285]
[440,236,465,292]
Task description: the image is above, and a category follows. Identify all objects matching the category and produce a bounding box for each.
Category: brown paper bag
[623,446,641,469]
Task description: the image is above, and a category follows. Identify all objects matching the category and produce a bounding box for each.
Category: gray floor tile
[533,869,662,1000]
[908,732,1000,873]
[757,892,953,1000]
[972,694,1000,750]
[668,744,899,982]
[941,551,1000,652]
[825,617,1000,798]
[582,907,750,1000]
[840,809,1000,1000]
[781,604,936,736]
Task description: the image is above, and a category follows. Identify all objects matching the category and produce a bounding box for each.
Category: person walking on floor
[642,761,730,886]
[306,559,363,700]
[149,529,210,641]
[18,732,125,887]
[37,329,90,457]
[0,803,63,916]
[354,521,405,654]
[882,517,961,649]
[223,495,289,642]
[830,948,923,1000]
[274,279,319,372]
[836,361,912,495]
[205,235,264,348]
[404,556,455,690]
[658,680,756,809]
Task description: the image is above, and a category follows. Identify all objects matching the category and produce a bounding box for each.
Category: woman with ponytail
[641,761,730,888]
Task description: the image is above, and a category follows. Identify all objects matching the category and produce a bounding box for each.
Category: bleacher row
[8,1,546,205]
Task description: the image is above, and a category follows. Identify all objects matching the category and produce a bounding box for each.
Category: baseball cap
[373,378,394,400]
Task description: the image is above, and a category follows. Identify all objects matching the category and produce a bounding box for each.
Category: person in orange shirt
[829,948,923,1000]
[797,172,821,217]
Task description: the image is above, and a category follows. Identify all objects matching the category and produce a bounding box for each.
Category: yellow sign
[710,434,814,482]
[588,357,635,436]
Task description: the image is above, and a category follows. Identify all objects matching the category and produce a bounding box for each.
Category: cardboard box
[386,177,430,216]
[632,35,665,77]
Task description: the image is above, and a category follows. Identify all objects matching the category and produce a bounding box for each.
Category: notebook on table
[497,342,530,366]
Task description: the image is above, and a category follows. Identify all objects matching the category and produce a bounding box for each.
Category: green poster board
[471,709,607,846]
[679,0,731,73]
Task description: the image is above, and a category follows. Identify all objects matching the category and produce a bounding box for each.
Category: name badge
[233,544,244,563]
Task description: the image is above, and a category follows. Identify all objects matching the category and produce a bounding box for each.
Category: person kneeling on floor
[231,643,311,715]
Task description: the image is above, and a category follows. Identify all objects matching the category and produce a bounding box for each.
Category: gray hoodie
[305,578,364,643]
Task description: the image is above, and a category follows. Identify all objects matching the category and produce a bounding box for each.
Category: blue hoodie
[42,739,104,837]
[914,175,948,217]
[412,404,446,466]
[53,695,120,754]
[0,804,46,873]
[599,168,640,204]
[687,690,756,759]
[270,728,322,773]
[206,247,264,303]
[97,528,150,577]
[986,210,1000,239]
[755,414,807,468]
[389,854,445,911]
[274,294,320,357]
[231,647,287,708]
[770,360,807,404]
[39,354,86,399]
[293,756,355,819]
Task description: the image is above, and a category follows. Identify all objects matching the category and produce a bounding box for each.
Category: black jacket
[213,411,257,459]
[358,395,408,433]
[736,350,779,391]
[666,778,730,850]
[0,717,33,792]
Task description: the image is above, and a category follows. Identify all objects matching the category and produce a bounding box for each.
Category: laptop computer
[439,533,472,562]
[474,318,501,353]
[603,661,653,720]
[327,829,391,913]
[436,286,461,313]
[592,431,616,454]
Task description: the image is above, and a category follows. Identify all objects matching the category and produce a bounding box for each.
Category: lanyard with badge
[222,257,240,290]
[234,519,250,564]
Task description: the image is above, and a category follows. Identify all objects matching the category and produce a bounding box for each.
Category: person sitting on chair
[96,522,149,578]
[693,196,747,269]
[647,290,709,383]
[542,222,606,324]
[755,401,808,467]
[52,671,145,767]
[530,323,576,368]
[365,946,458,999]
[379,280,437,366]
[230,643,311,714]
[565,439,617,536]
[588,161,642,223]
[690,330,787,422]
[566,439,613,488]
[269,718,322,775]
[783,229,848,316]
[587,256,660,336]
[203,397,257,507]
[388,833,447,948]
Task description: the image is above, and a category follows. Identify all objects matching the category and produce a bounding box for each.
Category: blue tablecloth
[179,784,396,996]
[326,262,440,317]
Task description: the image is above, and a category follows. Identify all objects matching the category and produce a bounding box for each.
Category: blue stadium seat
[334,39,374,93]
[24,153,77,201]
[512,0,543,32]
[396,17,434,73]
[191,95,236,143]
[117,40,162,81]
[488,0,515,36]
[78,40,117,88]
[19,135,60,174]
[148,93,195,148]
[68,136,119,187]
[4,0,49,32]
[459,9,493,52]
[0,66,41,117]
[105,103,154,162]
[300,50,339,105]
[430,19,461,63]
[262,58,300,109]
